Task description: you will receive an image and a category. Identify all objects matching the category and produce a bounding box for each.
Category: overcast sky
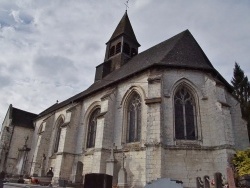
[0,0,249,126]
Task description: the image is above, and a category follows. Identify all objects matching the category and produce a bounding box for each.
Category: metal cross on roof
[124,0,129,11]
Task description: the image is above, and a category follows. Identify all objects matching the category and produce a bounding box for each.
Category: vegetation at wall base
[232,149,250,177]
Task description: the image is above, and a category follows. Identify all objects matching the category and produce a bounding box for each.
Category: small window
[109,46,115,57]
[174,86,197,140]
[127,93,141,143]
[116,42,121,54]
[131,48,137,57]
[123,43,130,55]
[87,108,100,148]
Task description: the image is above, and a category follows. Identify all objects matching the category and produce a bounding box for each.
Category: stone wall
[25,68,249,188]
[6,126,33,175]
[163,148,234,187]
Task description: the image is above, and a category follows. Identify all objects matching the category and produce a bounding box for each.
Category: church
[0,11,249,188]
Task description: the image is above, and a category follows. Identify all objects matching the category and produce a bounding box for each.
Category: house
[0,104,37,175]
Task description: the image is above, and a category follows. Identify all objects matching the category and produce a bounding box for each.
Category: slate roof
[107,11,140,46]
[37,29,232,118]
[12,107,37,129]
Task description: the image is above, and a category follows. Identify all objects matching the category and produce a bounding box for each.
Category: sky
[0,0,249,126]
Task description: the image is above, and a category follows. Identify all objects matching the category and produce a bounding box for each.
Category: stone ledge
[97,111,107,118]
[163,144,234,150]
[116,143,146,152]
[217,100,231,108]
[143,142,234,151]
[147,76,161,83]
[145,98,161,104]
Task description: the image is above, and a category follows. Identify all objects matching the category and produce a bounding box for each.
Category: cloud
[0,75,12,88]
[33,55,78,84]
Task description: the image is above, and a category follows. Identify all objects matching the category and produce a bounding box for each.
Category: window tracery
[86,108,100,148]
[174,86,197,140]
[126,93,141,143]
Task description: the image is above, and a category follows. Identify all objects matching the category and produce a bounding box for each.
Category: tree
[231,62,250,140]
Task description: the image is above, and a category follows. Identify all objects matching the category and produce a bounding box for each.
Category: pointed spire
[107,11,140,46]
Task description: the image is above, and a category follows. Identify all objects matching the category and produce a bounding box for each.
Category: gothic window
[109,46,115,57]
[174,86,197,140]
[87,108,100,148]
[54,118,63,153]
[116,42,121,54]
[123,43,130,55]
[127,93,141,143]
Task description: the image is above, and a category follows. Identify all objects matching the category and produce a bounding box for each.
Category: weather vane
[124,0,129,11]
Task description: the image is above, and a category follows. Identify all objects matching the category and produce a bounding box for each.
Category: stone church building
[0,11,249,187]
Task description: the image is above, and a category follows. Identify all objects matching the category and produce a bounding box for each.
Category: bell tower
[104,11,140,70]
[95,11,140,82]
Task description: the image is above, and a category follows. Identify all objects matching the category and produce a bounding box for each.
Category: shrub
[232,149,250,177]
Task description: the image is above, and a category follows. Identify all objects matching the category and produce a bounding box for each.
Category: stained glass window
[127,93,141,143]
[87,108,100,148]
[174,86,197,140]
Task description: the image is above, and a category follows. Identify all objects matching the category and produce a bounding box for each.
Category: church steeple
[104,11,140,68]
[95,11,140,82]
[107,11,140,46]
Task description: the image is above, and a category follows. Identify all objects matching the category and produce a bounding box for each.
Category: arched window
[174,86,197,140]
[116,42,121,54]
[54,118,64,153]
[127,93,141,143]
[87,108,100,148]
[109,46,115,57]
[123,43,130,55]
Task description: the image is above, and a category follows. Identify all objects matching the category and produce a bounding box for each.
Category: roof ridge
[12,107,38,116]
